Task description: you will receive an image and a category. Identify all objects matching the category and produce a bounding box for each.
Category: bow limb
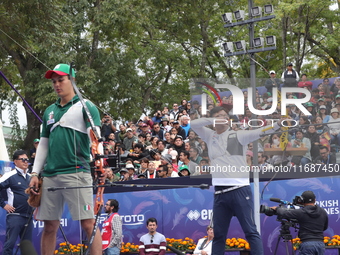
[83,129,105,255]
[68,64,105,254]
[69,63,100,139]
[90,129,105,215]
[0,71,43,123]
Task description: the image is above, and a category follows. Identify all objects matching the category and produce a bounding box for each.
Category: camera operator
[271,191,328,255]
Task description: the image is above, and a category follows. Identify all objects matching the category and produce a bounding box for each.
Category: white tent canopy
[0,119,9,161]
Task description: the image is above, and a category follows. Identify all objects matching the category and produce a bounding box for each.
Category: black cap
[301,191,316,203]
[173,121,179,124]
[287,62,293,66]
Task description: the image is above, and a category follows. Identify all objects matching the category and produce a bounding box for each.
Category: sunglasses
[17,158,29,162]
[150,235,154,243]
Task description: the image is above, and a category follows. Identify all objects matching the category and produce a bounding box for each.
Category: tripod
[273,220,297,255]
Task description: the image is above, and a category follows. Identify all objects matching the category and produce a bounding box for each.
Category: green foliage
[5,100,26,156]
[0,0,340,148]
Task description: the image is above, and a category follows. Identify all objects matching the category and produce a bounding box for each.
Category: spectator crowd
[100,67,340,181]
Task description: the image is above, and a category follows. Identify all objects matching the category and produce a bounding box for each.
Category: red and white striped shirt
[139,232,166,255]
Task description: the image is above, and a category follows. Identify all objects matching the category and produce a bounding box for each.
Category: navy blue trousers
[3,214,33,255]
[212,186,263,255]
[299,241,325,255]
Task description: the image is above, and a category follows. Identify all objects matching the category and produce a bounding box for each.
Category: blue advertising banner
[0,176,339,255]
[0,160,14,175]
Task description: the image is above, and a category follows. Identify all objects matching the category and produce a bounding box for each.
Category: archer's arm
[191,118,215,139]
[237,122,281,145]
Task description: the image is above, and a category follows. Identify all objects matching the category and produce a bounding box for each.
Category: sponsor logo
[187,209,213,221]
[34,218,67,228]
[99,213,145,226]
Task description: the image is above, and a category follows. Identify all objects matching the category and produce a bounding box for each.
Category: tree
[1,0,339,153]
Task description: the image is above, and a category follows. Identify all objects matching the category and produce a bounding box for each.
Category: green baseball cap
[179,165,190,176]
[45,64,76,79]
[33,138,40,143]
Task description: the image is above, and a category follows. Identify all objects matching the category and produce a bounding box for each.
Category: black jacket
[264,78,281,94]
[314,153,337,164]
[276,205,328,242]
[304,132,320,146]
[176,126,186,139]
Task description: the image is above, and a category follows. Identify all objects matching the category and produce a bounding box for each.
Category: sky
[2,101,28,128]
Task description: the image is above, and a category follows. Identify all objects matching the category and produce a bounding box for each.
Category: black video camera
[260,197,296,217]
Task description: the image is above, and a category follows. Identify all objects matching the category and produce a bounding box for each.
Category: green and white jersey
[41,95,101,177]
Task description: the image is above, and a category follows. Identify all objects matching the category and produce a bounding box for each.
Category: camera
[261,197,300,254]
[260,204,277,216]
[260,197,297,218]
[292,195,304,206]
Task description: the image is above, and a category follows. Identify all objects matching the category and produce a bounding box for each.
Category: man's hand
[29,176,40,195]
[201,251,208,255]
[4,204,15,213]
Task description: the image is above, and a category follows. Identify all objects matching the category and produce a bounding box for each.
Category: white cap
[169,150,178,159]
[269,70,276,74]
[126,128,133,132]
[126,164,135,170]
[331,108,339,114]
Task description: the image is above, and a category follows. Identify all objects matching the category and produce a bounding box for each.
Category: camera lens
[260,205,276,216]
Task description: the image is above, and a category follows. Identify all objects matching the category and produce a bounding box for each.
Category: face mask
[273,138,279,145]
